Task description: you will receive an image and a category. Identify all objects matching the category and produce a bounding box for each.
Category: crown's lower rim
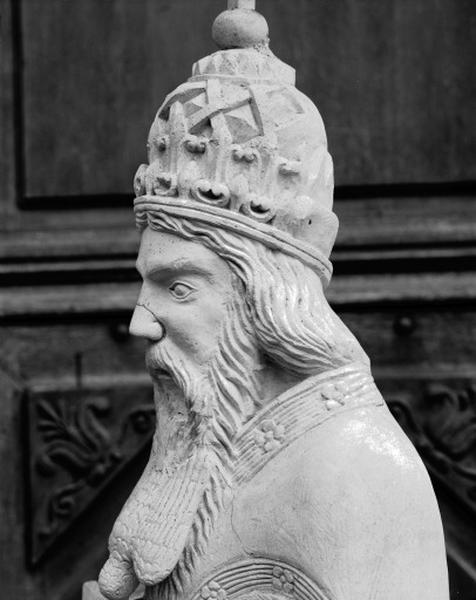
[134,196,333,286]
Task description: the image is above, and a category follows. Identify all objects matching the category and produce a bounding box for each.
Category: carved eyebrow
[141,258,215,282]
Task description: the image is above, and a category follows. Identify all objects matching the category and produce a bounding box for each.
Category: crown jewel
[133,0,338,285]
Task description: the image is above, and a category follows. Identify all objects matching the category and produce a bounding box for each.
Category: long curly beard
[99,295,261,600]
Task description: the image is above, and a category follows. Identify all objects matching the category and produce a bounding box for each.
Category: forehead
[137,228,230,279]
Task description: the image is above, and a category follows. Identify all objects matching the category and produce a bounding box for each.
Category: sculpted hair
[138,212,369,374]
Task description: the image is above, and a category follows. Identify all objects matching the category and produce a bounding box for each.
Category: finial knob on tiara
[212,0,269,50]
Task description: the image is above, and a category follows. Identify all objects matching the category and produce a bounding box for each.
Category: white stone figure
[93,2,449,599]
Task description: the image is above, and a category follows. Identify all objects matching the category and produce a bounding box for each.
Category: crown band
[134,196,333,286]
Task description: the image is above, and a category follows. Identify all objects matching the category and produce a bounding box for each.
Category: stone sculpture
[91,2,450,599]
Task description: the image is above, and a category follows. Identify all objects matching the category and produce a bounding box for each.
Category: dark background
[1,1,475,599]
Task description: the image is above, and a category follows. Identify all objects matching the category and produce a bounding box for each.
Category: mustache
[146,344,211,418]
[146,345,191,399]
[145,344,174,378]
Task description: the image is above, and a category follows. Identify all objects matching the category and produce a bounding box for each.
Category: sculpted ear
[98,551,138,600]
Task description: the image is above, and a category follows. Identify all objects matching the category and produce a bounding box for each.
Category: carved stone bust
[90,3,449,599]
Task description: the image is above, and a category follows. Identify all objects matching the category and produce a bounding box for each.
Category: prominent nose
[129,304,165,341]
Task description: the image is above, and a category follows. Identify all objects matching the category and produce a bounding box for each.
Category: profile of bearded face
[134,214,367,402]
[98,214,368,600]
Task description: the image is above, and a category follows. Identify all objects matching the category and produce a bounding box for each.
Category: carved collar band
[234,363,384,484]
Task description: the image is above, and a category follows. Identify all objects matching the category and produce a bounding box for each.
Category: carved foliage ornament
[27,384,154,563]
[388,381,476,516]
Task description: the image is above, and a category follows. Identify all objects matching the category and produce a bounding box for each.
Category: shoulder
[300,402,430,489]
[233,403,448,599]
[280,402,440,532]
[238,402,434,522]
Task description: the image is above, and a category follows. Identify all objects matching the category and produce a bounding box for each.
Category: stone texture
[88,3,450,600]
[83,581,144,600]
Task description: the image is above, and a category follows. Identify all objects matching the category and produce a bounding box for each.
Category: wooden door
[1,1,475,598]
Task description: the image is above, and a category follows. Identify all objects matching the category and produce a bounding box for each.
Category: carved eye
[169,282,195,300]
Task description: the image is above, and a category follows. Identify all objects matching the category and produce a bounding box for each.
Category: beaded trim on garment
[190,557,332,600]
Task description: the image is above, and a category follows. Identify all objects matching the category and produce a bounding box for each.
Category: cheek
[165,293,230,364]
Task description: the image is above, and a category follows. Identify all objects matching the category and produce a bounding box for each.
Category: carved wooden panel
[26,382,154,564]
[385,380,476,518]
[21,0,218,201]
[2,0,474,288]
[1,305,475,599]
[0,0,16,218]
[0,0,474,598]
[340,308,476,371]
[376,376,476,596]
[20,0,475,203]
